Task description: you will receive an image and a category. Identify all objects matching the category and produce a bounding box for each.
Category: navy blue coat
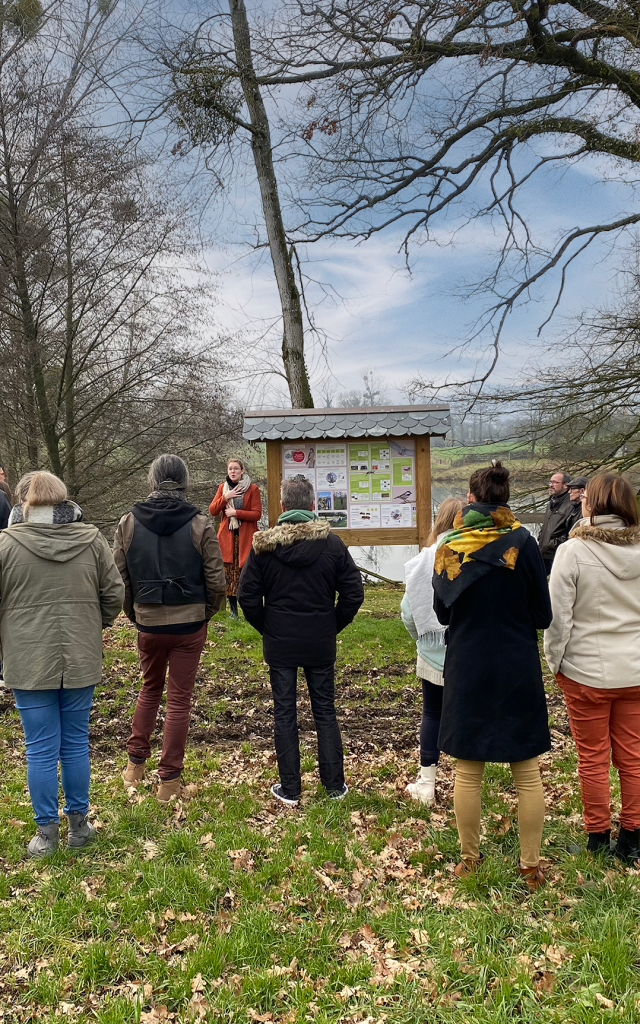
[434,534,552,763]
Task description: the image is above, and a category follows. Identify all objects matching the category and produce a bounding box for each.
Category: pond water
[351,544,419,583]
[351,502,542,584]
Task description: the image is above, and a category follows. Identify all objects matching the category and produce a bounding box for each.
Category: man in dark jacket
[114,454,226,802]
[538,471,572,574]
[238,475,364,805]
[564,476,587,539]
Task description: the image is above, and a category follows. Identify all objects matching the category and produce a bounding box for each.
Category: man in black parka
[238,475,364,805]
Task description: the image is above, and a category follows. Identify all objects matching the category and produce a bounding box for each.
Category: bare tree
[0,4,236,520]
[161,1,314,408]
[237,0,640,390]
[417,255,640,472]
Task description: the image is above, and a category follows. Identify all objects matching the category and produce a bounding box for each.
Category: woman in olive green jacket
[0,471,124,857]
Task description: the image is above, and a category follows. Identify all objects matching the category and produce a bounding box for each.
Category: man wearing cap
[564,476,588,538]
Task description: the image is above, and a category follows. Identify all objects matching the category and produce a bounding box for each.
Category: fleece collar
[252,519,330,554]
[277,509,318,524]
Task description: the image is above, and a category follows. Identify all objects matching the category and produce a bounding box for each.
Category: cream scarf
[404,534,448,644]
[223,474,251,530]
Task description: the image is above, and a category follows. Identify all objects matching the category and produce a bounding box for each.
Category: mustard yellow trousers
[453,757,545,867]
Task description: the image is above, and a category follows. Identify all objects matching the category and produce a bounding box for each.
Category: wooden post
[415,435,432,549]
[265,440,282,527]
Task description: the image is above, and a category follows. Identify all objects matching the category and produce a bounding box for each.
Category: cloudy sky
[152,0,636,411]
[205,151,629,408]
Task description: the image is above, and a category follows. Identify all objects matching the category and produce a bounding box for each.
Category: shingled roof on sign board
[242,404,451,441]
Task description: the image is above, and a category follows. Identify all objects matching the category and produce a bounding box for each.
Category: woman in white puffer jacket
[544,473,640,863]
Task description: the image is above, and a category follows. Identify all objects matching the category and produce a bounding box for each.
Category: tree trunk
[228,0,313,409]
[62,149,77,497]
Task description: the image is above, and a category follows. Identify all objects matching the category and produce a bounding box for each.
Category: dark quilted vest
[126,519,206,605]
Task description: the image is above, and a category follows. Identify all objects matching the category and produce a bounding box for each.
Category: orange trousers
[558,673,640,832]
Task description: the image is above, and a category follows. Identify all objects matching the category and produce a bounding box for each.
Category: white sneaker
[405,765,437,806]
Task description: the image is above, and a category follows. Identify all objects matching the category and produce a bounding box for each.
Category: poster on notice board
[281,440,416,529]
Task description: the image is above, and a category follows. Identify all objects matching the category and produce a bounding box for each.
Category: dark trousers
[543,558,554,576]
[127,625,207,780]
[420,678,443,767]
[269,663,344,798]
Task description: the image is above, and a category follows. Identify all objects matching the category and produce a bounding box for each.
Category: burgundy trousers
[127,625,207,780]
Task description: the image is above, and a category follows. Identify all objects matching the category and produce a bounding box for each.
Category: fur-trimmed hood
[252,520,331,565]
[569,515,640,580]
[570,521,640,547]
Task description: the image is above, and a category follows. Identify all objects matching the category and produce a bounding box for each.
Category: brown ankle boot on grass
[454,852,485,877]
[517,862,545,890]
[157,778,182,803]
[122,760,145,787]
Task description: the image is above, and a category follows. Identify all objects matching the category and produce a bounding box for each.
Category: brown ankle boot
[454,852,485,877]
[122,760,145,787]
[517,861,545,890]
[157,778,182,803]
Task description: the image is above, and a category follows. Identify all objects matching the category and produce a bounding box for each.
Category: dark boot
[615,827,640,865]
[587,830,613,855]
[228,596,238,619]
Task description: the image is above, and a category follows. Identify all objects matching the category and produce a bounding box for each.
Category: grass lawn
[1,587,639,1023]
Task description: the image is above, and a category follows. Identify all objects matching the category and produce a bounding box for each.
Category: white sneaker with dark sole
[270,783,299,806]
[327,783,349,800]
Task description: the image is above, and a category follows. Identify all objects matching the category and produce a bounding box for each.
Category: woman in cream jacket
[544,473,640,863]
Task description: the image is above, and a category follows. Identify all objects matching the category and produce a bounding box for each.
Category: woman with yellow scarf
[433,462,552,890]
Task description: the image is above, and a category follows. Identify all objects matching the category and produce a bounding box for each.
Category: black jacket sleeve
[564,502,582,540]
[525,536,553,630]
[237,549,265,634]
[0,493,10,530]
[335,542,365,632]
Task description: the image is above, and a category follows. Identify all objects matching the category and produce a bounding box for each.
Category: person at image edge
[544,472,640,863]
[1,471,123,857]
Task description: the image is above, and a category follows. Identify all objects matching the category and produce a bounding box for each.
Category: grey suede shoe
[27,821,59,858]
[66,812,96,848]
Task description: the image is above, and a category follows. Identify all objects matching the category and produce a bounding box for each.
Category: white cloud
[202,159,628,406]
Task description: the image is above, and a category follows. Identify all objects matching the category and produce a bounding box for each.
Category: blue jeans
[13,685,95,825]
[269,663,344,798]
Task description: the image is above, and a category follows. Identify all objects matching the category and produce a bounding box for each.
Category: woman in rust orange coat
[209,458,262,617]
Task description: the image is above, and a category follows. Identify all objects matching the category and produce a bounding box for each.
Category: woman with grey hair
[114,454,226,802]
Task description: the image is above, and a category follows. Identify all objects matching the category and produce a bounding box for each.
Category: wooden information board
[266,434,433,548]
